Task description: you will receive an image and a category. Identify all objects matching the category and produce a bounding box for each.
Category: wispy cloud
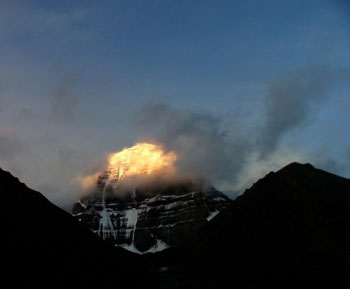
[135,63,350,195]
[52,73,80,120]
[0,127,22,159]
[0,2,93,44]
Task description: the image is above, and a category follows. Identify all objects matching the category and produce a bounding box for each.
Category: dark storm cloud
[52,73,80,119]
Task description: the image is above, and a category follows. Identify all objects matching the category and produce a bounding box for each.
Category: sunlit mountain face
[73,142,231,253]
[79,142,179,193]
[107,142,177,181]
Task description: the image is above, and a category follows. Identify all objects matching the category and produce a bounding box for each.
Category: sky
[0,0,349,208]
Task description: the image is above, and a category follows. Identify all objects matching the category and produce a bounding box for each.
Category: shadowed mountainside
[1,168,147,287]
[160,163,350,287]
[3,162,350,288]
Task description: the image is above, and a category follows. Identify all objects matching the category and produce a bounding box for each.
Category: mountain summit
[176,162,350,285]
[73,142,231,253]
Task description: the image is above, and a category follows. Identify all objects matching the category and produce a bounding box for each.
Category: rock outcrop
[72,172,231,253]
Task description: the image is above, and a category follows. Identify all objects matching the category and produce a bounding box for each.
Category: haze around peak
[0,1,349,208]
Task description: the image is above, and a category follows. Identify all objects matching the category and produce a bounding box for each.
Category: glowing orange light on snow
[107,142,177,181]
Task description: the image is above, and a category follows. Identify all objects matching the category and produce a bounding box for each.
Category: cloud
[258,64,347,156]
[19,146,105,210]
[0,127,22,159]
[135,64,350,195]
[0,82,4,108]
[0,2,93,45]
[135,102,253,190]
[313,146,350,178]
[52,73,80,119]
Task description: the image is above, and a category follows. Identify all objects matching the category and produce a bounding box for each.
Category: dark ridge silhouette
[3,162,350,288]
[1,168,147,287]
[163,162,350,287]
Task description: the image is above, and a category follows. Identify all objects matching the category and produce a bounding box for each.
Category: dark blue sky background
[0,0,349,207]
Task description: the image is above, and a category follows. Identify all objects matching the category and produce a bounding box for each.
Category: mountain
[4,162,350,288]
[0,168,147,288]
[161,163,350,287]
[72,172,231,254]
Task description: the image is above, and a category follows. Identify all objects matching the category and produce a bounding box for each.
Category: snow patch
[213,197,227,202]
[118,243,143,254]
[116,239,169,255]
[98,207,116,240]
[146,192,200,203]
[145,239,170,253]
[164,201,183,210]
[125,208,138,228]
[207,210,220,222]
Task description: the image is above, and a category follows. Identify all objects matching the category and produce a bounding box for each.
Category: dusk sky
[0,0,349,208]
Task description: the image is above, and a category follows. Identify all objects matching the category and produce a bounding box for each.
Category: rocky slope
[72,172,231,253]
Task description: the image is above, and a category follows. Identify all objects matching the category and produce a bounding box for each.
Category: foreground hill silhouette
[1,168,147,287]
[2,162,350,288]
[162,163,350,287]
